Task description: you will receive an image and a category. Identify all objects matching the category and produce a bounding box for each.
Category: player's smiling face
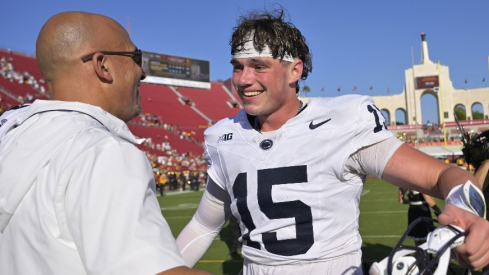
[231,56,299,118]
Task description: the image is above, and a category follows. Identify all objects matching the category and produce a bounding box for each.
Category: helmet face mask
[369,217,467,275]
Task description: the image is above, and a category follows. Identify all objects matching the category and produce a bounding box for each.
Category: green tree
[473,110,484,120]
[454,107,466,121]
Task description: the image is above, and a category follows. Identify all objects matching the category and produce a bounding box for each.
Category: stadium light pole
[127,17,132,37]
[411,46,419,148]
[438,61,447,148]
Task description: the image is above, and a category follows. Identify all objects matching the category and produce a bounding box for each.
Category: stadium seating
[177,82,241,123]
[0,77,41,101]
[128,124,204,156]
[0,48,48,104]
[137,83,210,142]
[0,48,244,156]
[138,83,209,127]
[0,49,43,79]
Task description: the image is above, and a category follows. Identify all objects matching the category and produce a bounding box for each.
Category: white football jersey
[204,95,394,265]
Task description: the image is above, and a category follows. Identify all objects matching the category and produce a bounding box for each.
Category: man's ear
[92,53,113,83]
[289,59,303,84]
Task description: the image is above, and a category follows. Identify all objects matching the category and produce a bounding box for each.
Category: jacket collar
[22,100,142,144]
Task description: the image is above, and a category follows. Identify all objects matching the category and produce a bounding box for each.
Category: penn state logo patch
[260,139,273,150]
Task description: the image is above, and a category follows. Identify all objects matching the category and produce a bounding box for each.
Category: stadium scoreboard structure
[141,51,211,89]
[415,75,439,89]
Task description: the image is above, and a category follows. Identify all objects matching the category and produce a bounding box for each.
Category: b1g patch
[219,133,233,143]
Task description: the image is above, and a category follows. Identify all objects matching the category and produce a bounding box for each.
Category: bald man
[0,12,210,275]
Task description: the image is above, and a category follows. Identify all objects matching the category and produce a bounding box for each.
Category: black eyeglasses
[81,48,142,67]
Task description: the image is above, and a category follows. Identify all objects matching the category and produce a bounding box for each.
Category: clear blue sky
[1,0,488,124]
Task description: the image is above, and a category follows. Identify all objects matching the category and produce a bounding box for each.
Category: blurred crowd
[396,132,474,171]
[130,112,205,146]
[1,56,47,101]
[135,129,208,193]
[147,151,208,195]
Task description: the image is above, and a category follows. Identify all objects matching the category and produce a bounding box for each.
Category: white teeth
[243,91,263,97]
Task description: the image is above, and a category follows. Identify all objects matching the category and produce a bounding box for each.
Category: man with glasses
[0,11,210,275]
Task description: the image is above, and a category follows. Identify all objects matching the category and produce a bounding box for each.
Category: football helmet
[369,217,469,275]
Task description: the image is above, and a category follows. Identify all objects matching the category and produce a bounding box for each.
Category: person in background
[399,188,442,245]
[190,169,200,191]
[399,187,442,270]
[158,172,168,196]
[474,159,489,222]
[474,157,489,273]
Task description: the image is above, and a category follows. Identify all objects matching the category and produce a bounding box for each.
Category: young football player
[176,7,489,274]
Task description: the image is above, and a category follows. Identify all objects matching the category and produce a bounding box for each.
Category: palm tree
[302,85,310,97]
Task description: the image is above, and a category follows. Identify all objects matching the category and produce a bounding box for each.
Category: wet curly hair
[230,7,313,93]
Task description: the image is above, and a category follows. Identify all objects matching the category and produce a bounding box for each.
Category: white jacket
[0,100,184,275]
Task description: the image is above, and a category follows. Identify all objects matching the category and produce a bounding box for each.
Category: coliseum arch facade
[372,33,489,126]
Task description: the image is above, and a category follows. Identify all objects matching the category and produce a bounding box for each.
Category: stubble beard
[135,90,142,116]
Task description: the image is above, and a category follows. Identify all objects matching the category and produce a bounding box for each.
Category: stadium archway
[370,33,489,126]
[302,33,489,128]
[420,92,439,125]
[381,109,391,125]
[395,108,407,125]
[454,104,466,120]
[472,102,485,119]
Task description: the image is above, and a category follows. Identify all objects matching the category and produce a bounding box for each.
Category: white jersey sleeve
[346,135,403,179]
[176,178,232,267]
[312,95,394,182]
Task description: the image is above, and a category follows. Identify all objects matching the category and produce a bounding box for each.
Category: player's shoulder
[309,94,373,110]
[204,110,248,140]
[301,95,384,134]
[303,95,375,125]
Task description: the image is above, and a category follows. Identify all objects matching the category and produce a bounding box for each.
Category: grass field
[158,178,482,275]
